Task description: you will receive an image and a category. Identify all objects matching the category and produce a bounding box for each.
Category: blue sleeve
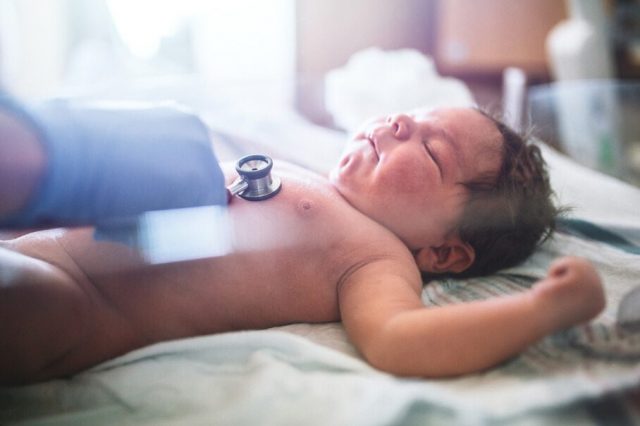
[0,97,227,227]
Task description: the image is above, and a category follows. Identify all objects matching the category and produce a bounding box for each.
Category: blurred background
[1,0,639,182]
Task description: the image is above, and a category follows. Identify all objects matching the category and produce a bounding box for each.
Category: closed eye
[423,141,443,180]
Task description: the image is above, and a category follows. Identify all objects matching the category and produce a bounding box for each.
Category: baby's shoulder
[306,200,413,274]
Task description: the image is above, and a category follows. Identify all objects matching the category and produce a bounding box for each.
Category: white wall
[0,0,70,99]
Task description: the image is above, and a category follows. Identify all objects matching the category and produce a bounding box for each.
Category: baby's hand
[532,256,605,332]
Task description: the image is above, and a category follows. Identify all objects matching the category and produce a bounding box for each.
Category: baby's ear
[414,237,475,274]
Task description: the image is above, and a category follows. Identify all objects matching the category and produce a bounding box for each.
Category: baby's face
[329,107,503,250]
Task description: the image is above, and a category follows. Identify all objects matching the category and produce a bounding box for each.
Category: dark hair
[437,110,561,279]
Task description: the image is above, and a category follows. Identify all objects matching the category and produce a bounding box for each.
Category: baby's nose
[387,114,414,141]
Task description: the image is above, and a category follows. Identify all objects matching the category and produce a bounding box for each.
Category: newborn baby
[0,107,605,384]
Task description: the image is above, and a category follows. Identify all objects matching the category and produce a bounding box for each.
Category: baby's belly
[192,248,343,329]
[53,228,342,340]
[95,253,341,341]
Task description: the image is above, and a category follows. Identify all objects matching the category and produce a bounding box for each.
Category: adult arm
[0,95,227,228]
[0,107,45,218]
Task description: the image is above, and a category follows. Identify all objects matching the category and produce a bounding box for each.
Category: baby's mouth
[366,136,380,161]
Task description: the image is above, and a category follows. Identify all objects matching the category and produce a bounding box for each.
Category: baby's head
[330,107,558,278]
[453,110,558,277]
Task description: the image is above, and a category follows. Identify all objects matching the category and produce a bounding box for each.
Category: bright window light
[105,0,294,84]
[106,0,198,59]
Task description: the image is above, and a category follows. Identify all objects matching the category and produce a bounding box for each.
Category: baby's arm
[339,256,605,377]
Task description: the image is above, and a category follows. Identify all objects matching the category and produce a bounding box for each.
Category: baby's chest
[227,176,343,252]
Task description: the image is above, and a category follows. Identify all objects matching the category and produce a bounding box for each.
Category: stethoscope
[226,154,282,201]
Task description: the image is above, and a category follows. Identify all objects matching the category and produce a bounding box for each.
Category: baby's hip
[6,229,88,282]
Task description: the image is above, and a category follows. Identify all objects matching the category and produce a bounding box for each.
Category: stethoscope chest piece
[227,154,282,201]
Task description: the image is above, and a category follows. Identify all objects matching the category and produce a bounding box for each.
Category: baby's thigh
[0,238,93,383]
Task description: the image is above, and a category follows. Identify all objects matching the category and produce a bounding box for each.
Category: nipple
[297,199,315,216]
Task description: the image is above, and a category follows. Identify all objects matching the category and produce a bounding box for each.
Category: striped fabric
[421,231,640,382]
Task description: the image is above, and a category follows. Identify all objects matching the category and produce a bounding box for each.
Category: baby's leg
[532,256,606,332]
[0,240,93,384]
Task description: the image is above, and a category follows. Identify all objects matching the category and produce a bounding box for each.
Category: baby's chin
[327,165,352,197]
[328,153,354,187]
